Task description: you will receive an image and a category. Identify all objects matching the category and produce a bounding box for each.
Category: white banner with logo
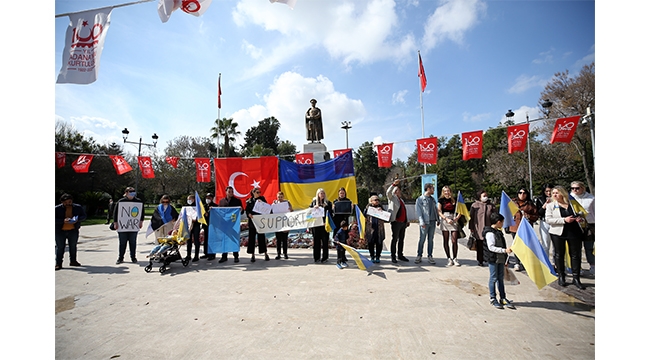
[250,208,324,234]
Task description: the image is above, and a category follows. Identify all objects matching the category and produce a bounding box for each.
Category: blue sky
[53,0,595,161]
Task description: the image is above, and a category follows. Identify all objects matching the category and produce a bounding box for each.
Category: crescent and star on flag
[228,172,261,198]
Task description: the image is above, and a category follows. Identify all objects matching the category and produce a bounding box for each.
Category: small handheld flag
[499,191,518,228]
[338,242,374,271]
[511,219,557,289]
[195,191,207,225]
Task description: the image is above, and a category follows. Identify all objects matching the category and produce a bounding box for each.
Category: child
[334,220,350,269]
[482,213,515,310]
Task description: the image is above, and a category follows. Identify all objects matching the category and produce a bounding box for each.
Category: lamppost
[581,106,595,170]
[341,121,352,149]
[122,128,158,193]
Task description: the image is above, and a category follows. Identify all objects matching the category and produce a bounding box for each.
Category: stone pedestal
[303,143,329,163]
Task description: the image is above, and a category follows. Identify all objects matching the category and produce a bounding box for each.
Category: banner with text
[249,208,324,234]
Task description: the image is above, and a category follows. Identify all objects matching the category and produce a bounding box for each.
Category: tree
[211,118,241,158]
[241,117,281,155]
[277,140,297,162]
[353,142,391,196]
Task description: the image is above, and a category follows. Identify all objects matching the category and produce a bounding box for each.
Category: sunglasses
[518,191,526,194]
[161,201,170,204]
[571,187,581,190]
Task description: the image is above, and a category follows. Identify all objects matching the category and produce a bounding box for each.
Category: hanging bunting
[195,157,211,182]
[138,156,155,179]
[295,153,314,164]
[377,143,393,168]
[165,156,179,168]
[56,152,66,168]
[72,154,94,173]
[462,130,483,160]
[109,155,133,175]
[550,116,581,144]
[507,123,529,153]
[416,137,438,165]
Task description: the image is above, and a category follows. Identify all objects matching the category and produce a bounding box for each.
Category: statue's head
[310,98,317,105]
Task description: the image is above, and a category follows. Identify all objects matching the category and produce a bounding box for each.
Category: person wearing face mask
[469,190,496,267]
[200,193,217,260]
[55,193,87,270]
[151,195,178,239]
[245,188,270,262]
[184,194,202,262]
[113,186,145,265]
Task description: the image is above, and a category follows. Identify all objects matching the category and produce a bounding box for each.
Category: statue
[305,99,323,143]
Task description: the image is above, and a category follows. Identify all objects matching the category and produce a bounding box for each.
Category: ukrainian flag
[354,204,366,240]
[339,242,374,271]
[195,190,207,225]
[177,208,191,242]
[499,191,518,228]
[455,191,471,223]
[325,211,336,233]
[279,150,358,209]
[511,219,557,289]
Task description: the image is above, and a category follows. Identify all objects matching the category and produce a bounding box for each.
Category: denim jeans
[417,223,435,257]
[488,262,506,300]
[55,229,79,265]
[118,231,138,261]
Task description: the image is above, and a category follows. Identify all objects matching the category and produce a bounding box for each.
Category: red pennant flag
[213,156,279,202]
[218,74,222,109]
[507,124,529,153]
[333,149,351,158]
[377,143,394,168]
[56,152,66,168]
[416,137,438,165]
[137,156,155,179]
[418,52,427,92]
[295,153,314,164]
[109,155,133,175]
[550,115,581,144]
[462,131,483,160]
[71,154,93,173]
[165,156,179,168]
[195,158,211,182]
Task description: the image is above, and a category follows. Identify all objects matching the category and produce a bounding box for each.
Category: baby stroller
[144,234,189,273]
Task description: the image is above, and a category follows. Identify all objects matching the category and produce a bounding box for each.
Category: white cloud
[507,74,548,94]
[532,48,555,64]
[421,0,487,51]
[392,90,408,104]
[242,40,263,59]
[462,112,491,123]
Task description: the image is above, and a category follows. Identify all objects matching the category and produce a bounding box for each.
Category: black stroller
[144,235,189,273]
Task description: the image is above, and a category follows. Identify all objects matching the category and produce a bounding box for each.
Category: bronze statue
[305,99,323,143]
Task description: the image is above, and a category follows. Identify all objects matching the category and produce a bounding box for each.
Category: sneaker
[428,256,435,264]
[398,256,410,262]
[376,258,381,264]
[116,259,124,265]
[321,259,328,263]
[491,298,504,309]
[501,298,516,309]
[415,256,422,264]
[131,258,138,263]
[218,257,228,263]
[275,255,281,260]
[513,264,521,271]
[251,255,256,263]
[453,258,460,266]
[69,261,82,267]
[314,259,321,263]
[447,258,453,266]
[265,254,270,261]
[391,257,398,264]
[192,257,199,262]
[341,262,348,268]
[234,257,240,263]
[284,255,289,259]
[336,263,343,269]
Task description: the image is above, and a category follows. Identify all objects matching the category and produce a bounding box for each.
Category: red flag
[377,143,394,168]
[507,123,529,153]
[462,131,483,160]
[295,153,314,164]
[165,156,179,168]
[71,154,93,173]
[417,137,438,165]
[109,155,133,175]
[333,149,351,158]
[213,156,279,202]
[550,115,581,144]
[195,157,211,182]
[56,152,66,168]
[418,52,427,92]
[218,74,222,109]
[137,156,155,179]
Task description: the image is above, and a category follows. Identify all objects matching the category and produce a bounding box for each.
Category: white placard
[367,206,391,222]
[271,201,290,214]
[253,200,272,215]
[310,206,324,218]
[116,202,143,232]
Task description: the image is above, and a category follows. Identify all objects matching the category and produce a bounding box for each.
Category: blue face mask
[128,192,136,198]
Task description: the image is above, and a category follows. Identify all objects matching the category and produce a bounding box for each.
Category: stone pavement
[55,222,595,359]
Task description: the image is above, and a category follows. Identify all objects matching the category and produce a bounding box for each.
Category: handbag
[466,235,477,251]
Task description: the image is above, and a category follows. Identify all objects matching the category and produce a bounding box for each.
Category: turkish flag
[72,154,93,173]
[218,74,222,109]
[550,115,581,144]
[195,158,211,182]
[138,156,155,179]
[333,149,351,158]
[462,131,483,160]
[295,153,314,164]
[507,124,529,153]
[377,143,393,168]
[213,156,279,202]
[417,137,438,165]
[56,152,66,168]
[109,155,133,175]
[166,156,179,168]
[418,53,427,92]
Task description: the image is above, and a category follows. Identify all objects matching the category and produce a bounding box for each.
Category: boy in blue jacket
[334,220,349,269]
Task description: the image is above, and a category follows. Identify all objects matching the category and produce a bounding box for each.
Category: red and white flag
[165,156,179,168]
[377,143,394,168]
[195,158,211,182]
[333,149,351,158]
[158,0,213,23]
[109,155,132,175]
[416,137,438,165]
[462,131,483,160]
[295,153,314,164]
[418,52,427,92]
[72,154,93,173]
[138,156,155,179]
[56,7,113,84]
[507,124,529,153]
[56,152,66,168]
[550,115,581,144]
[213,157,279,202]
[217,73,222,109]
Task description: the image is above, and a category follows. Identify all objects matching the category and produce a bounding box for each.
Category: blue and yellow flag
[354,204,366,240]
[511,219,557,289]
[499,191,518,228]
[455,191,471,223]
[195,190,207,225]
[177,207,191,242]
[207,207,241,254]
[325,211,336,233]
[279,151,357,209]
[339,243,374,271]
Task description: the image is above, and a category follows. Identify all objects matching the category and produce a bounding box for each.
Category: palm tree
[210,118,241,157]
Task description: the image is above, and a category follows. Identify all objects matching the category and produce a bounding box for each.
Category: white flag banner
[270,0,297,9]
[250,208,324,234]
[56,7,113,85]
[158,0,214,23]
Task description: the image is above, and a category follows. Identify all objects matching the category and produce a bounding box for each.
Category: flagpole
[216,73,221,159]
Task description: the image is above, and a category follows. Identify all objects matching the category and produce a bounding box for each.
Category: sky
[52,0,595,161]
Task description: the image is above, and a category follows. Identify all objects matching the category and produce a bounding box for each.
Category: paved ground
[54,221,595,359]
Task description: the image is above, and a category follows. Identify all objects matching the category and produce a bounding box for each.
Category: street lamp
[122,128,158,193]
[582,106,595,173]
[341,121,352,149]
[541,99,553,117]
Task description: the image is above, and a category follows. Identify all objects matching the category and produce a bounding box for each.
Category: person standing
[387,180,410,263]
[332,187,352,243]
[218,186,243,263]
[310,188,333,263]
[438,185,461,266]
[201,193,217,260]
[113,186,145,264]
[55,194,87,270]
[570,181,595,276]
[183,194,202,262]
[508,188,539,271]
[364,195,386,263]
[105,198,114,224]
[534,184,554,261]
[415,183,439,264]
[272,191,293,260]
[245,188,270,262]
[483,213,515,310]
[334,220,350,269]
[469,190,496,267]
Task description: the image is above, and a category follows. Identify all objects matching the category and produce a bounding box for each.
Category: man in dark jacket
[201,192,218,260]
[55,194,87,270]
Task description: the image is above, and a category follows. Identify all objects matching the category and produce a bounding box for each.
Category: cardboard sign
[116,202,143,232]
[366,206,391,222]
